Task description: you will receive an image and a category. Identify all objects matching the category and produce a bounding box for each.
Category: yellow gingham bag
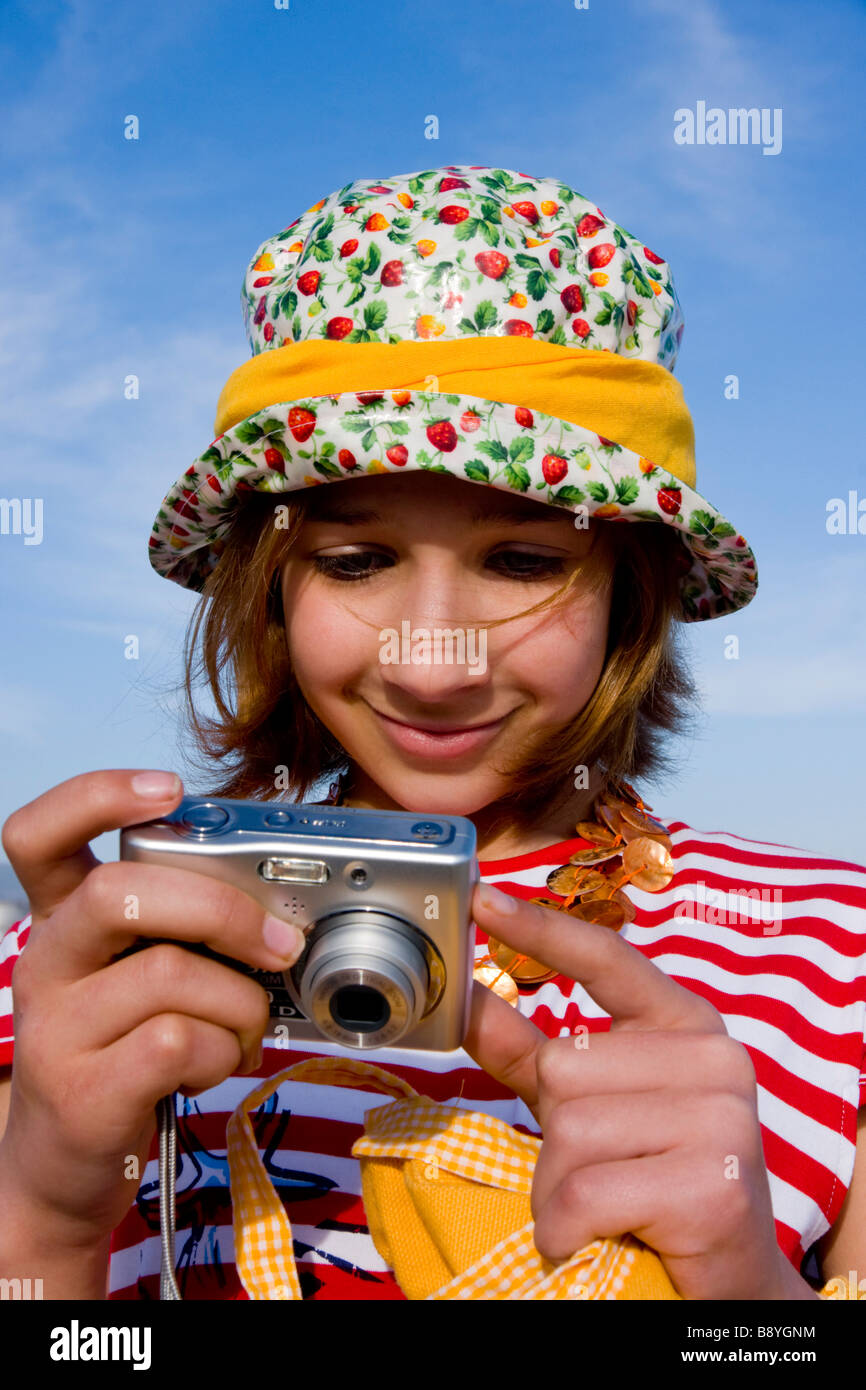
[226,1056,683,1300]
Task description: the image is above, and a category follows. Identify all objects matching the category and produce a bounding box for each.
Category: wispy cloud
[0,173,240,630]
[617,0,843,263]
[0,1,205,161]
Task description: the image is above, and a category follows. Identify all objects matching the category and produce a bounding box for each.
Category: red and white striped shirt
[1,817,864,1299]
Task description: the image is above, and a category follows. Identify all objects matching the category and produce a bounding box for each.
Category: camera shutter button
[181,804,230,834]
[411,821,444,840]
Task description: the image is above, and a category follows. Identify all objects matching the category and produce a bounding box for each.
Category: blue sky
[1,0,865,905]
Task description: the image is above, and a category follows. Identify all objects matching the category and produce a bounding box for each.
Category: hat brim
[148,389,757,622]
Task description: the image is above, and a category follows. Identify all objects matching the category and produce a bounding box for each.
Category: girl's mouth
[369,707,510,760]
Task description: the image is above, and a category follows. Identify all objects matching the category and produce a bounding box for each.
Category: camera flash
[260,858,330,884]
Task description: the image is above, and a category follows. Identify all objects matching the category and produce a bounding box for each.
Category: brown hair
[176,489,698,827]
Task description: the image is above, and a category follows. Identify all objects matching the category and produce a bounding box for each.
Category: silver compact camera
[119,795,479,1052]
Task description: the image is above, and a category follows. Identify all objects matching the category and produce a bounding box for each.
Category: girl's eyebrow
[307,503,558,527]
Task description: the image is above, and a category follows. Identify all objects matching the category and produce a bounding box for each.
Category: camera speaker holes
[282,897,305,918]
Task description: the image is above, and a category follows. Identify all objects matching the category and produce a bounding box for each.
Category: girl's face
[279,472,615,849]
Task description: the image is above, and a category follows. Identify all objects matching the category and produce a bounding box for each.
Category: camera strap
[157,1094,181,1301]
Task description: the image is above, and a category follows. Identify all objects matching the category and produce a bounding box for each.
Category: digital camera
[119,796,479,1051]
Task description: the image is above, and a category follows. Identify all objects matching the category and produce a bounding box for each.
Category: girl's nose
[376,619,492,703]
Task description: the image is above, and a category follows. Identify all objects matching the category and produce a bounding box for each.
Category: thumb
[462,979,545,1118]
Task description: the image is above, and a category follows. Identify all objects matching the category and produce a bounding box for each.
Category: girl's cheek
[287,597,370,683]
[518,611,609,707]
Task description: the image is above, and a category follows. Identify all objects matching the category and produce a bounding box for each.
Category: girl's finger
[17,858,305,986]
[461,979,548,1115]
[1,769,184,922]
[75,1014,248,1141]
[531,1149,702,1265]
[472,885,726,1035]
[530,1088,752,1219]
[61,943,272,1074]
[532,1031,757,1131]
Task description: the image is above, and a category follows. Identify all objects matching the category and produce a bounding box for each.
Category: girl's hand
[0,770,306,1250]
[465,883,810,1302]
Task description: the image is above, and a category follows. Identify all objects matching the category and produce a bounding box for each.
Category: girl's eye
[312,553,389,582]
[492,550,566,578]
[311,550,566,582]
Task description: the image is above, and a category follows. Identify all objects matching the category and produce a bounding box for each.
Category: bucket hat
[147,164,757,622]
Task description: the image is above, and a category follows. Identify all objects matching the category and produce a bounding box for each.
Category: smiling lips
[371,707,510,759]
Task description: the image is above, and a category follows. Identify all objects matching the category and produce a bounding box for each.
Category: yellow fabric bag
[226,1056,682,1300]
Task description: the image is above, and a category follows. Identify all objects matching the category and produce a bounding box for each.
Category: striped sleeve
[663,824,866,1114]
[0,914,31,1068]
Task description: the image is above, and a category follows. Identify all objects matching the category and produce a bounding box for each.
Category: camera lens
[330,985,390,1033]
[291,909,441,1049]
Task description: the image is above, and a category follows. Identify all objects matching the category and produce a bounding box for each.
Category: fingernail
[263,914,305,964]
[132,771,182,799]
[478,883,518,915]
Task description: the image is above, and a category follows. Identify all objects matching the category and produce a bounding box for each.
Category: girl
[1,164,864,1301]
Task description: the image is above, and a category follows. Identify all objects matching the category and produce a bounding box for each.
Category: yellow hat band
[214,337,697,492]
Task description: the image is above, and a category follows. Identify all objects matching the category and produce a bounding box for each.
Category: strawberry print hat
[147,165,758,621]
